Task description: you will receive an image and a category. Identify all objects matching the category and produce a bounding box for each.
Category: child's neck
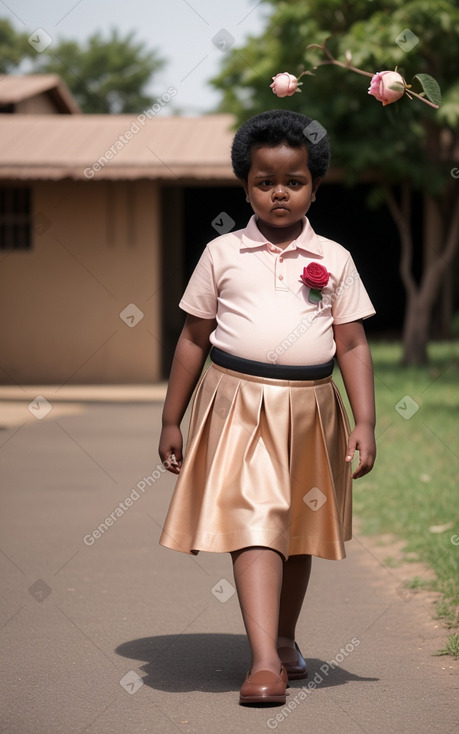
[256,218,304,250]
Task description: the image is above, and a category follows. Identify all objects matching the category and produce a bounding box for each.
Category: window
[0,187,32,250]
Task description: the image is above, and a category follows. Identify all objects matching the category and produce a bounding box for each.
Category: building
[0,76,249,384]
[0,74,80,114]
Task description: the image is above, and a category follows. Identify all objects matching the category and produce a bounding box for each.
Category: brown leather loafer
[239,665,289,705]
[277,642,308,680]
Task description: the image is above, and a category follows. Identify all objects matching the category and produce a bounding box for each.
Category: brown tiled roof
[0,74,80,114]
[0,113,237,181]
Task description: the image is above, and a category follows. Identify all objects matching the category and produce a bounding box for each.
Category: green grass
[435,633,459,659]
[334,341,459,632]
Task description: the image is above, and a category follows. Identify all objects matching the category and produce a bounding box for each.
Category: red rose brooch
[300,262,330,303]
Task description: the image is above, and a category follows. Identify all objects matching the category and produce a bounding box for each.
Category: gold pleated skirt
[159,363,352,561]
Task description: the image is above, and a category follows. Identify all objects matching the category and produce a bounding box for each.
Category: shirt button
[279,256,283,262]
[279,275,284,281]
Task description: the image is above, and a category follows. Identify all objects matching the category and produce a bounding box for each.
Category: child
[158,109,376,705]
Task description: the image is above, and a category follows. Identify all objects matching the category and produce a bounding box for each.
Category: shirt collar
[240,215,323,256]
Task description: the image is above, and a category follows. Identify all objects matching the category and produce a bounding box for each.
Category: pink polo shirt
[179,215,375,365]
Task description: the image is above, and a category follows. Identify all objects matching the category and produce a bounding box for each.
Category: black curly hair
[231,109,330,182]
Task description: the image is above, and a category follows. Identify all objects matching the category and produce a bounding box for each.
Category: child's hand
[345,424,376,479]
[159,424,183,475]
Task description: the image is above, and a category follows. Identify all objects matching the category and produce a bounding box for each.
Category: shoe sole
[239,694,287,705]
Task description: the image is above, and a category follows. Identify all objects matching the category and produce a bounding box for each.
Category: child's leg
[231,546,283,675]
[277,554,312,650]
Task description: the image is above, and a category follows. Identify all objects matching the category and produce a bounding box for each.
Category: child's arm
[159,314,217,475]
[333,320,376,479]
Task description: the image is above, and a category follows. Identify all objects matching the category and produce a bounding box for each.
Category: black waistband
[210,347,334,380]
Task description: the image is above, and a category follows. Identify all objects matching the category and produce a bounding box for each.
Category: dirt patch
[351,521,459,668]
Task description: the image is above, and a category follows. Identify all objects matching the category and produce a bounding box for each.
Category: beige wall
[16,93,59,114]
[0,179,163,384]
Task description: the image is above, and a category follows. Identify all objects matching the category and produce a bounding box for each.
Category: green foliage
[211,0,459,193]
[35,27,165,113]
[0,18,32,73]
[435,633,459,658]
[413,73,442,106]
[335,341,459,627]
[438,81,459,128]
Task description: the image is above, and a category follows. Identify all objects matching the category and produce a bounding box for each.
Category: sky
[5,0,269,114]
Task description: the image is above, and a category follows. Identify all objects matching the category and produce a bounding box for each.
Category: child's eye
[289,180,300,187]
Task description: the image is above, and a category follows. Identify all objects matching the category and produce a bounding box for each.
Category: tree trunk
[384,185,459,366]
[424,193,449,339]
[402,293,430,365]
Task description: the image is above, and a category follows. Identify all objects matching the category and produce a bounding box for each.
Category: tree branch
[306,42,374,78]
[405,89,439,110]
[306,39,440,108]
[384,183,416,297]
[421,192,459,299]
[440,191,459,266]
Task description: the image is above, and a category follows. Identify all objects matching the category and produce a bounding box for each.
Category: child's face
[243,144,320,233]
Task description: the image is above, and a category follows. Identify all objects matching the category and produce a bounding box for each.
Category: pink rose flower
[270,72,299,98]
[368,70,405,106]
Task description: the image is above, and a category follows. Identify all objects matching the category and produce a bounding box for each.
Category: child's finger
[351,459,364,479]
[352,450,374,479]
[169,452,182,472]
[345,443,356,463]
[162,450,182,475]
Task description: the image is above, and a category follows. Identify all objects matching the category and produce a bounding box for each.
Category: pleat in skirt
[159,363,352,560]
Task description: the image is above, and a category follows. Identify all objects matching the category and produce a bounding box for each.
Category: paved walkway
[0,391,457,734]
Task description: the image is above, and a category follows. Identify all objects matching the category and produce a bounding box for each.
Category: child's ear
[242,181,250,203]
[311,177,321,202]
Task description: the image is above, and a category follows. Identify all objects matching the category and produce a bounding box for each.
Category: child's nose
[272,185,287,199]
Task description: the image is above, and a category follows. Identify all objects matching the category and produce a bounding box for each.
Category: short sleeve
[179,246,218,319]
[332,254,376,324]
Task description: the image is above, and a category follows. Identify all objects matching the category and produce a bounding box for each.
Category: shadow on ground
[115,634,379,693]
